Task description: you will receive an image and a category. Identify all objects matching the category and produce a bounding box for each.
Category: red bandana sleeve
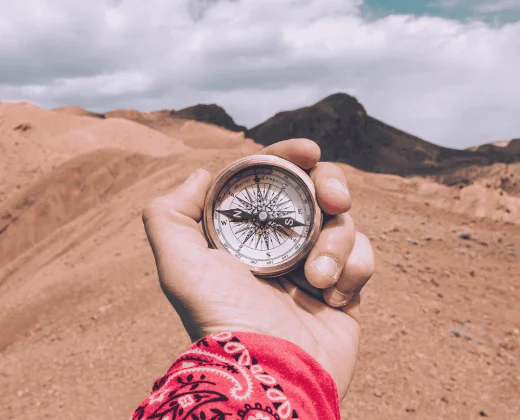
[132,332,340,420]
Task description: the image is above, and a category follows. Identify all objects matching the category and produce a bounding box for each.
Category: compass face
[203,156,321,277]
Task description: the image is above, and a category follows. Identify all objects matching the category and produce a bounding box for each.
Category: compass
[202,155,322,277]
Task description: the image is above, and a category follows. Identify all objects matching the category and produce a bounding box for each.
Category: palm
[172,249,359,398]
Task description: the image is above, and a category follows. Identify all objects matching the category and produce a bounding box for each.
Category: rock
[13,123,32,132]
[172,104,246,132]
[406,238,423,246]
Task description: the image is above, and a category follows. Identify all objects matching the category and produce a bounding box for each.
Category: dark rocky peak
[171,104,246,133]
[314,93,367,117]
[505,139,520,154]
[467,139,520,162]
[247,93,368,149]
[246,93,371,166]
[247,92,520,177]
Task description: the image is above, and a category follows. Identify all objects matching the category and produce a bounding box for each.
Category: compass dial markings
[214,165,313,265]
[265,188,283,209]
[264,183,271,202]
[244,188,255,207]
[235,194,254,210]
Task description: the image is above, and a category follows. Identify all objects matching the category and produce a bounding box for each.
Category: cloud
[474,0,520,13]
[1,0,519,148]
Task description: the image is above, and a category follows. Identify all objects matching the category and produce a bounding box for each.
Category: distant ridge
[53,105,105,119]
[171,104,246,133]
[467,139,520,155]
[47,95,520,195]
[246,93,520,176]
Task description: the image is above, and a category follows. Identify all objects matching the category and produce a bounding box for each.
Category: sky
[1,0,520,149]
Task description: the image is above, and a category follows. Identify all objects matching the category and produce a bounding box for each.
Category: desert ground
[0,101,518,419]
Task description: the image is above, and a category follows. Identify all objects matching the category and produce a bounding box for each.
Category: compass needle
[216,208,256,221]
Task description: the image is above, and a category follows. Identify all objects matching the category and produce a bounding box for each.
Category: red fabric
[132,332,340,419]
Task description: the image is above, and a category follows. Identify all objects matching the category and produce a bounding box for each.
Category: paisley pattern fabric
[132,332,340,420]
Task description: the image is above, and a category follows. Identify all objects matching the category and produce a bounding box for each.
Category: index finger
[258,138,321,170]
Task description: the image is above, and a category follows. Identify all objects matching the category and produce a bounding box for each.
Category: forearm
[132,332,340,419]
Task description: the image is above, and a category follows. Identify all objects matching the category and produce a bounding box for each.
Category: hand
[142,139,375,399]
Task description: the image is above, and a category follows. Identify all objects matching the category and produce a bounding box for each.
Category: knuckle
[312,163,348,194]
[310,162,325,178]
[357,258,375,279]
[343,257,374,285]
[347,233,376,279]
[318,214,356,255]
[142,197,169,224]
[312,161,328,173]
[339,212,356,234]
[321,161,337,171]
[316,161,344,177]
[324,213,356,242]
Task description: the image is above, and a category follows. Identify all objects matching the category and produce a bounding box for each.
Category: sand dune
[0,102,188,206]
[0,149,155,267]
[109,110,256,150]
[53,105,105,119]
[0,102,518,420]
[357,166,520,224]
[104,109,149,122]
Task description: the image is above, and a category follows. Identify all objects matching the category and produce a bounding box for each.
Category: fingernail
[323,287,353,308]
[184,170,198,184]
[326,178,349,196]
[311,256,338,279]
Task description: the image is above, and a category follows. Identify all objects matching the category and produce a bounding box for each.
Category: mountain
[467,139,520,155]
[46,95,520,196]
[171,104,246,133]
[246,93,519,177]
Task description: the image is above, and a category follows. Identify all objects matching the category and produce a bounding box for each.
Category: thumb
[142,168,213,304]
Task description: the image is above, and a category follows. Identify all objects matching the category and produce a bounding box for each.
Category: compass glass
[211,165,315,269]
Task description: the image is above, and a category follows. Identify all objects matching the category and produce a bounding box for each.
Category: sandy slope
[0,102,189,205]
[0,103,518,420]
[53,105,105,119]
